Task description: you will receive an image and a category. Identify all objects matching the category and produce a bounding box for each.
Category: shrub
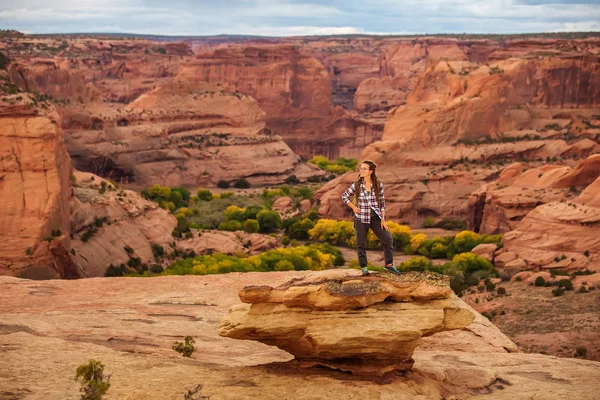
[454,231,481,253]
[281,235,291,246]
[423,216,435,228]
[584,250,590,257]
[257,210,281,233]
[515,276,522,282]
[285,175,300,185]
[75,359,111,400]
[486,281,496,291]
[481,312,492,320]
[552,288,565,296]
[196,188,213,201]
[243,219,259,233]
[558,279,573,290]
[151,243,164,258]
[217,180,230,189]
[574,347,587,358]
[105,264,126,277]
[410,233,427,251]
[218,220,242,231]
[165,244,336,275]
[51,229,62,237]
[123,245,134,255]
[435,219,467,230]
[274,260,295,271]
[497,287,506,295]
[452,252,494,274]
[534,276,546,287]
[578,286,588,293]
[150,264,163,274]
[224,205,246,221]
[0,51,10,70]
[287,218,315,240]
[220,192,234,199]
[172,336,195,357]
[234,178,250,189]
[401,256,433,272]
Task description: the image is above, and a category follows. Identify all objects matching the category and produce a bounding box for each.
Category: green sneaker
[361,267,370,276]
[384,264,401,274]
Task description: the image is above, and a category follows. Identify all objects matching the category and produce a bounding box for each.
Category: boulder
[220,270,474,375]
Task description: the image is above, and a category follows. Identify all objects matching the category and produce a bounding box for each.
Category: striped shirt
[342,180,386,224]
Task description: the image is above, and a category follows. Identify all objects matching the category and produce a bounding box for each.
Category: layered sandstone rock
[62,77,323,189]
[69,171,176,277]
[1,271,598,399]
[464,154,600,272]
[220,270,474,375]
[0,93,77,279]
[317,54,600,224]
[178,230,280,256]
[468,154,600,234]
[499,175,600,272]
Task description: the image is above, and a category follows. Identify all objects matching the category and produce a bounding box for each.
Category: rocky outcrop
[463,154,600,272]
[62,76,323,188]
[70,171,176,277]
[220,270,475,375]
[1,270,598,399]
[500,175,600,272]
[468,155,600,234]
[178,230,280,256]
[316,54,600,225]
[0,93,77,279]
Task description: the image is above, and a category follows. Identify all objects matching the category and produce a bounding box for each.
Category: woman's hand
[381,220,389,231]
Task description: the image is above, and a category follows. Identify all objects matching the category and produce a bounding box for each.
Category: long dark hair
[353,160,381,207]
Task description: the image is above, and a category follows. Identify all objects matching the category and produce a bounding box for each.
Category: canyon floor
[1,272,599,400]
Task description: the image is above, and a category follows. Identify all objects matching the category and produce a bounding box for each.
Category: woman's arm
[342,183,359,213]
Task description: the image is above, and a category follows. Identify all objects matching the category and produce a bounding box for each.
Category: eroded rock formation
[220,270,474,375]
[0,94,76,279]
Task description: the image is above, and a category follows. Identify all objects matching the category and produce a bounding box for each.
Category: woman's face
[359,163,372,179]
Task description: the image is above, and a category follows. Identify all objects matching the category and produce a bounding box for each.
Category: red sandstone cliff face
[0,91,77,279]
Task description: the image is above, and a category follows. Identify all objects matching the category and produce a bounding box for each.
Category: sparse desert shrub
[257,210,281,233]
[75,359,111,400]
[196,188,213,201]
[423,216,435,228]
[284,174,300,185]
[274,260,295,271]
[574,347,587,358]
[558,279,573,290]
[552,287,565,296]
[150,264,163,274]
[578,286,588,293]
[497,287,506,295]
[234,178,250,189]
[218,220,242,231]
[151,243,164,258]
[534,276,546,287]
[216,179,230,189]
[243,219,259,233]
[481,311,492,320]
[172,336,195,357]
[515,276,522,282]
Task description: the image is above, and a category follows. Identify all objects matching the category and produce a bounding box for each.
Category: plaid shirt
[342,180,386,223]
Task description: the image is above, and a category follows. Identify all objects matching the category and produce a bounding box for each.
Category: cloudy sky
[1,0,599,37]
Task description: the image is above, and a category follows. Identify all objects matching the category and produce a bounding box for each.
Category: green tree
[257,210,281,233]
[75,360,111,400]
[196,188,213,201]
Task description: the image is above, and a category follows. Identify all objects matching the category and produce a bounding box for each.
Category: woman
[342,160,400,276]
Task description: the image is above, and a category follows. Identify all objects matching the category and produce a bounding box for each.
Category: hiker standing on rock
[342,160,400,276]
